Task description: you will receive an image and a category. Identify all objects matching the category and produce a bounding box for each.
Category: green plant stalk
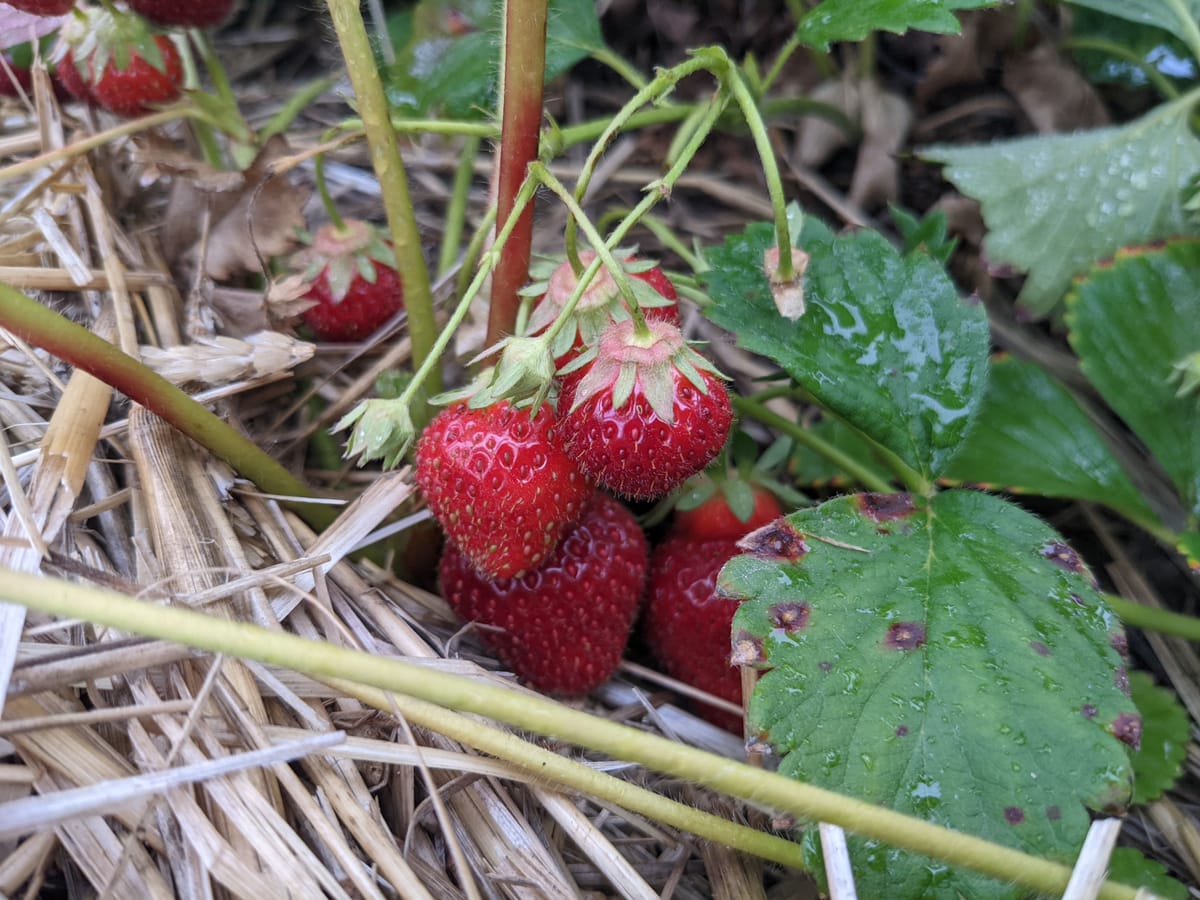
[595,208,703,273]
[314,153,347,231]
[485,0,549,348]
[393,178,540,413]
[438,135,482,277]
[732,395,893,494]
[325,677,807,870]
[325,0,439,395]
[1104,593,1200,642]
[1061,38,1180,100]
[708,47,795,281]
[2,568,1141,900]
[176,34,223,169]
[1165,0,1200,65]
[261,76,339,143]
[455,204,498,305]
[761,32,802,94]
[0,283,336,532]
[565,53,713,270]
[386,118,499,138]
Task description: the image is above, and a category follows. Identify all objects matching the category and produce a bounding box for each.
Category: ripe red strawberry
[439,492,648,693]
[527,251,681,367]
[0,51,33,98]
[674,482,782,541]
[54,8,183,117]
[4,0,75,15]
[644,535,744,732]
[126,0,235,28]
[556,318,733,500]
[291,219,405,341]
[415,400,592,580]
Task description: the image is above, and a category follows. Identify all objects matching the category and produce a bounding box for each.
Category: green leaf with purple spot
[722,490,1137,898]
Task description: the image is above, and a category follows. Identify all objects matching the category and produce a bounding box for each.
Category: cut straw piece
[30,206,91,285]
[819,822,858,900]
[1062,818,1123,900]
[0,730,344,840]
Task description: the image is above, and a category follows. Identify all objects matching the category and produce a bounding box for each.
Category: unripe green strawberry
[415,400,592,580]
[557,318,733,500]
[643,535,744,732]
[439,492,648,694]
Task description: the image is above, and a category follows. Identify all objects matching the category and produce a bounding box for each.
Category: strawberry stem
[437,135,481,277]
[324,0,440,395]
[313,152,347,232]
[485,0,549,349]
[0,283,337,532]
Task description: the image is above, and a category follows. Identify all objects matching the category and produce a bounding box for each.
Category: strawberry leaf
[704,220,989,481]
[1107,848,1190,900]
[944,356,1160,529]
[1063,0,1200,38]
[1067,241,1200,519]
[1128,672,1188,804]
[722,490,1137,898]
[794,0,994,51]
[921,90,1200,316]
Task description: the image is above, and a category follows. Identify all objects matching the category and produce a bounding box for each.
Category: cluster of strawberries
[413,254,779,728]
[4,1,232,116]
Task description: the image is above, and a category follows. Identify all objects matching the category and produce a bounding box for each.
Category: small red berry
[54,47,92,102]
[126,0,235,28]
[557,318,733,500]
[292,219,405,341]
[527,251,681,367]
[674,484,783,541]
[90,34,182,117]
[644,536,745,732]
[439,493,648,694]
[415,401,592,581]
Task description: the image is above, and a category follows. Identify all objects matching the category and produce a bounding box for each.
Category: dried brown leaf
[1002,44,1111,134]
[848,80,912,210]
[916,11,1016,103]
[795,78,859,169]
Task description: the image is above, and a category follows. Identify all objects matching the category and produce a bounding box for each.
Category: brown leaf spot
[738,522,809,561]
[1115,667,1130,696]
[883,622,926,651]
[768,601,810,633]
[1004,806,1025,825]
[818,661,833,672]
[1046,806,1061,821]
[1041,541,1084,574]
[857,492,916,523]
[730,631,767,666]
[1110,713,1142,751]
[1030,641,1051,657]
[1081,704,1097,719]
[1110,631,1129,658]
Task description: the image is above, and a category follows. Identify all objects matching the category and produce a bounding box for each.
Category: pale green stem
[1,569,1141,900]
[1165,0,1200,65]
[438,135,481,277]
[1104,593,1200,642]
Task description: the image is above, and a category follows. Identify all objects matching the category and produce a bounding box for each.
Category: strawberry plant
[2,0,1200,897]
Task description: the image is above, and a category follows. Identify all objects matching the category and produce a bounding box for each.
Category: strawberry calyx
[55,4,178,83]
[525,250,679,363]
[293,219,398,305]
[565,318,724,424]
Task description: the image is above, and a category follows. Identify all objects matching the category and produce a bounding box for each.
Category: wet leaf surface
[794,0,992,51]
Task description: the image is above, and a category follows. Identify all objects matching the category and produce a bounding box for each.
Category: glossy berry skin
[301,257,404,341]
[126,0,235,27]
[439,493,648,694]
[557,322,733,500]
[644,536,744,732]
[416,401,592,581]
[55,48,92,102]
[4,0,75,15]
[673,486,783,542]
[89,35,183,117]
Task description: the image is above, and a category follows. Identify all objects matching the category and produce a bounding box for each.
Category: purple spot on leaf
[1115,667,1130,696]
[769,601,810,633]
[858,492,916,523]
[1030,641,1051,657]
[731,631,766,666]
[818,661,833,672]
[1110,713,1143,751]
[1110,631,1129,657]
[1041,541,1084,574]
[1046,806,1061,821]
[738,521,809,561]
[884,622,926,651]
[895,725,909,737]
[1081,704,1097,719]
[1004,807,1025,825]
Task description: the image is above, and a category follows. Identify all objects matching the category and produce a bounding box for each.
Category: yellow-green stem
[438,135,481,277]
[325,0,439,395]
[1,568,1142,900]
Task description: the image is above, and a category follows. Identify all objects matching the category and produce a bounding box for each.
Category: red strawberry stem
[484,0,548,349]
[0,282,337,532]
[324,0,440,394]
